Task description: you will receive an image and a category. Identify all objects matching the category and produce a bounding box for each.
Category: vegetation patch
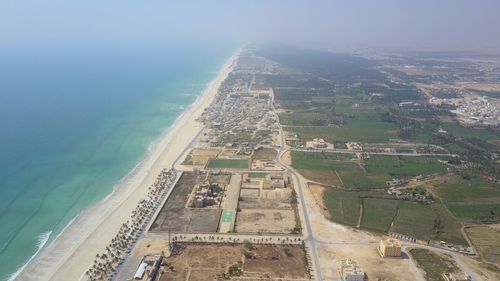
[291,151,401,189]
[360,198,399,232]
[247,172,267,178]
[436,176,500,205]
[446,204,500,223]
[206,159,249,169]
[251,147,277,160]
[323,190,361,226]
[392,202,466,245]
[464,225,500,265]
[441,121,499,142]
[409,248,460,281]
[366,155,450,176]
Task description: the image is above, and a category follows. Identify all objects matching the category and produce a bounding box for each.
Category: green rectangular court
[221,210,234,222]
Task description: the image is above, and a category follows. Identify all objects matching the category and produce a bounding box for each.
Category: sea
[0,43,234,280]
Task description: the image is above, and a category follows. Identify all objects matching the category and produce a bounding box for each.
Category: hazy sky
[1,0,499,51]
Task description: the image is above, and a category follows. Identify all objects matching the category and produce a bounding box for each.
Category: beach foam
[15,49,240,281]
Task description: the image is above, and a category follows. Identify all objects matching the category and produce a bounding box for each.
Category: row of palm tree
[85,168,177,281]
[171,234,302,244]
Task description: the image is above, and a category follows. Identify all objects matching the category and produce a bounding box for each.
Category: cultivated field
[323,190,361,226]
[464,225,500,265]
[436,176,500,223]
[321,188,466,244]
[392,201,467,245]
[409,248,463,281]
[292,151,390,188]
[206,158,249,169]
[360,198,399,232]
[366,155,449,176]
[292,151,449,189]
[182,148,220,166]
[285,109,397,143]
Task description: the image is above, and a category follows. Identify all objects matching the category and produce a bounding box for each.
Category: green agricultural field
[323,190,361,226]
[291,151,390,188]
[291,151,356,170]
[366,155,450,176]
[441,122,499,141]
[337,171,391,189]
[279,113,329,126]
[360,198,399,232]
[436,177,500,204]
[392,202,466,245]
[436,176,500,223]
[447,204,500,222]
[247,172,267,178]
[286,109,397,143]
[465,225,500,265]
[206,159,249,169]
[409,249,459,281]
[445,143,469,154]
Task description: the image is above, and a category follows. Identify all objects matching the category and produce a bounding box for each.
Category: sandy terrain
[235,209,296,234]
[16,50,240,281]
[132,238,170,257]
[161,243,307,281]
[307,183,331,219]
[182,148,220,166]
[318,244,421,281]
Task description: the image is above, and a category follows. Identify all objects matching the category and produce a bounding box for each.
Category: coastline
[15,49,240,281]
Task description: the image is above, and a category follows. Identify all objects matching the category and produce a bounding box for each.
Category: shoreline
[15,49,240,281]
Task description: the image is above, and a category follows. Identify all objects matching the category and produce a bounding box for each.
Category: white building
[338,259,365,281]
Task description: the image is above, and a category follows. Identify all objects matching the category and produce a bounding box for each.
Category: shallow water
[0,44,232,280]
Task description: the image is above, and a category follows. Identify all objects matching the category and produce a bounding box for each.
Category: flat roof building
[378,238,401,258]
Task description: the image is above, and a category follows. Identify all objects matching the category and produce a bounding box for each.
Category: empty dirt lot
[236,209,296,234]
[236,189,299,234]
[160,243,308,281]
[182,148,220,166]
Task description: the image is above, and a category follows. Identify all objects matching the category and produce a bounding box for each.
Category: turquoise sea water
[0,44,232,280]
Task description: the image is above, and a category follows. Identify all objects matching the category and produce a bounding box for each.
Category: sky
[1,0,500,51]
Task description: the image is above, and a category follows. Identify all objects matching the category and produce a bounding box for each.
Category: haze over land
[1,0,500,52]
[1,1,500,281]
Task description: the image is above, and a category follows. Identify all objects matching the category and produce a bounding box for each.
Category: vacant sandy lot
[161,243,307,281]
[183,148,220,166]
[235,209,296,234]
[307,183,331,219]
[132,238,170,257]
[161,243,241,281]
[318,244,421,281]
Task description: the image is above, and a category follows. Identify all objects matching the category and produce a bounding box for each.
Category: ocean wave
[7,231,52,281]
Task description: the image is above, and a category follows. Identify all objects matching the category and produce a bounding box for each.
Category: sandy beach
[16,50,239,281]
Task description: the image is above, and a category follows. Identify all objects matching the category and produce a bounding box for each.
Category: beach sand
[16,50,239,281]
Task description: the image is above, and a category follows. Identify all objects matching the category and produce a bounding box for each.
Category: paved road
[291,148,457,157]
[273,97,324,281]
